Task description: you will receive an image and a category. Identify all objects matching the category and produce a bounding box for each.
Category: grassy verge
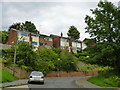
[0,68,19,83]
[87,72,120,87]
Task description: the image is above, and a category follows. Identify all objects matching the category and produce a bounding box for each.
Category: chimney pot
[61,32,63,37]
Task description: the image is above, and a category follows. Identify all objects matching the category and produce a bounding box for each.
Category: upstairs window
[19,32,28,37]
[45,37,52,41]
[32,42,38,45]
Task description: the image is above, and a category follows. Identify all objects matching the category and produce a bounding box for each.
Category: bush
[60,50,78,72]
[88,72,120,87]
[35,48,58,74]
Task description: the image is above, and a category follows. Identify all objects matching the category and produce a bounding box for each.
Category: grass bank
[0,68,19,83]
[87,72,120,87]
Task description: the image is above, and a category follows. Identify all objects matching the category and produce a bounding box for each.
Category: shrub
[60,50,78,72]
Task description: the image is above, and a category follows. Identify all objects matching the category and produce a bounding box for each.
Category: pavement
[2,79,28,87]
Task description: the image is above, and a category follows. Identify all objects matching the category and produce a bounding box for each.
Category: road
[2,77,116,90]
[28,77,89,88]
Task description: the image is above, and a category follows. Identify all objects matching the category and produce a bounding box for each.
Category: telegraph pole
[13,30,17,76]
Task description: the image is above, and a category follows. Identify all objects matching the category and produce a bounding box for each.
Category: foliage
[85,1,119,43]
[0,68,18,83]
[60,50,78,72]
[8,23,21,32]
[2,41,36,71]
[35,48,58,74]
[80,66,93,73]
[2,44,78,74]
[8,21,38,33]
[0,31,8,44]
[85,42,120,70]
[22,21,38,33]
[85,0,120,72]
[67,26,80,40]
[88,72,120,87]
[52,47,62,57]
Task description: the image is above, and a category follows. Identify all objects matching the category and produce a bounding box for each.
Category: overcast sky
[1,0,119,40]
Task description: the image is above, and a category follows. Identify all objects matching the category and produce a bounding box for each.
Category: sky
[0,0,119,41]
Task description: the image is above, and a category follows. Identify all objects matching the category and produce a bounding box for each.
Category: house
[7,29,88,53]
[39,34,53,49]
[7,29,53,49]
[83,38,96,48]
[50,33,82,53]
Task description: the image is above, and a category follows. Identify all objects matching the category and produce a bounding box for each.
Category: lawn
[87,72,120,87]
[0,68,19,83]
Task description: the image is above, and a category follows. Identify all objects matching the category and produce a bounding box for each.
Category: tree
[0,31,8,44]
[85,0,120,72]
[22,21,38,33]
[8,21,38,33]
[67,26,80,40]
[85,1,119,43]
[8,23,22,32]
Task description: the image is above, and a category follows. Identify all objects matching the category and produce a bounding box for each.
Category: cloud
[2,1,119,41]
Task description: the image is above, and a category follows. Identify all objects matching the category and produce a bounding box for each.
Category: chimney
[37,31,40,34]
[61,32,63,37]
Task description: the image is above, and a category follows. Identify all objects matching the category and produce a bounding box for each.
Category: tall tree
[8,21,38,33]
[22,21,38,33]
[85,0,120,72]
[67,26,80,40]
[8,23,22,31]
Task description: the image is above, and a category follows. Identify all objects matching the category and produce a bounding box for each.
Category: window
[45,37,52,41]
[45,43,47,48]
[47,46,52,49]
[32,42,38,45]
[32,34,38,37]
[61,46,65,49]
[40,43,44,46]
[19,32,28,37]
[61,38,68,42]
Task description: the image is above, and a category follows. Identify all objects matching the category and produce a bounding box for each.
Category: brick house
[50,34,82,53]
[7,29,53,49]
[7,29,87,53]
[39,34,53,49]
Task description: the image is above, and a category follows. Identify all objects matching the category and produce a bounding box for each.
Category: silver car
[28,71,44,84]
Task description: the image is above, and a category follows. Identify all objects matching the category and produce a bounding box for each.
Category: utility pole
[13,31,17,76]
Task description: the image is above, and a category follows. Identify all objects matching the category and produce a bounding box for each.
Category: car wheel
[28,81,31,84]
[41,81,44,84]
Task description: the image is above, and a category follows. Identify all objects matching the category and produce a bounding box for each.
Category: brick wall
[39,37,53,48]
[1,63,98,79]
[50,35,60,48]
[46,71,98,77]
[7,29,17,45]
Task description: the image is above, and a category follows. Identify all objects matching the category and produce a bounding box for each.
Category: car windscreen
[31,72,43,76]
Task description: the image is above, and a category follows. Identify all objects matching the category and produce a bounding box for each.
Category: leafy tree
[0,31,8,44]
[85,1,120,72]
[8,23,22,31]
[67,26,80,40]
[22,21,38,33]
[2,40,36,71]
[8,21,38,33]
[85,1,119,43]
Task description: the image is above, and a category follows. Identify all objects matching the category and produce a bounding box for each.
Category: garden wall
[0,63,98,79]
